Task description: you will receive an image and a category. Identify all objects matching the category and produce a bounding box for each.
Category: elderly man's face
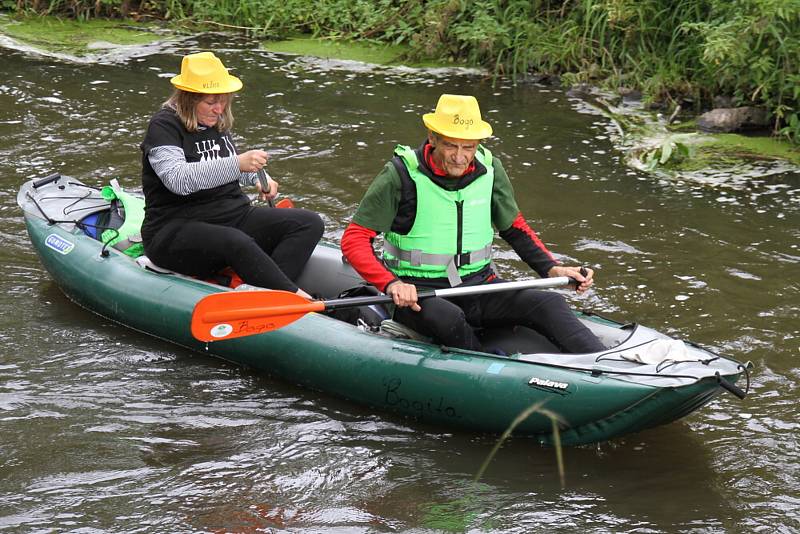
[428,133,479,178]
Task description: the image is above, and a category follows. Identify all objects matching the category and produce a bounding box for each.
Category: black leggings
[144,206,324,292]
[394,285,605,354]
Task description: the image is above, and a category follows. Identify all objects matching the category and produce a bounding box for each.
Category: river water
[1,35,798,533]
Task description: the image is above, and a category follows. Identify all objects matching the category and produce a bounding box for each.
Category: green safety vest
[384,144,495,285]
[100,181,145,258]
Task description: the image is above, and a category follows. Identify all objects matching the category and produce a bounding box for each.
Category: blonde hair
[164,89,235,132]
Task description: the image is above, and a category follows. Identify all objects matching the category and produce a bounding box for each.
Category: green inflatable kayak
[18,174,750,445]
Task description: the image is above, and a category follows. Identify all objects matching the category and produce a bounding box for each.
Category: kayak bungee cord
[594,338,721,370]
[518,357,749,399]
[590,326,751,397]
[25,188,122,258]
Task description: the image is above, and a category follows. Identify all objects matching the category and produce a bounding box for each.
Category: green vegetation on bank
[4,0,799,146]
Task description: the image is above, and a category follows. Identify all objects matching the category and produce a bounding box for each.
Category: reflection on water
[1,35,798,532]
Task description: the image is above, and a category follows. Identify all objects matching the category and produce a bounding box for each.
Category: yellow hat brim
[423,113,493,140]
[170,74,243,94]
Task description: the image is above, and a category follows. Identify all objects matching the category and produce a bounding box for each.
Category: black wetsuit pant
[393,281,605,354]
[144,206,324,292]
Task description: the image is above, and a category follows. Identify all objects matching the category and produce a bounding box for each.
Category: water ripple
[0,36,798,533]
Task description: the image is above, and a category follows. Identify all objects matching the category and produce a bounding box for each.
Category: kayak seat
[135,256,243,289]
[203,267,244,288]
[479,325,562,355]
[374,322,561,354]
[135,255,176,274]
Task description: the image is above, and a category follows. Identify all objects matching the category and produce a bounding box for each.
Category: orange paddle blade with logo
[191,290,325,342]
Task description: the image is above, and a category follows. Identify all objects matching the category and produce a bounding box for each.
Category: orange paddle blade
[191,290,325,342]
[275,198,294,208]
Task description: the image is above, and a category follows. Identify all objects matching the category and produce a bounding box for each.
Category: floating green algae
[698,132,800,166]
[0,14,162,55]
[641,132,800,173]
[261,35,450,68]
[592,97,800,177]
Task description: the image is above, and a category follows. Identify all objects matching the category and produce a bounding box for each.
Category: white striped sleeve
[148,145,242,196]
[239,171,258,187]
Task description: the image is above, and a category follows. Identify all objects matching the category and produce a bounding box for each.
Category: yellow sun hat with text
[170,52,243,94]
[422,94,493,139]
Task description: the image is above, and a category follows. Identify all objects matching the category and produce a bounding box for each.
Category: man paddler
[341,94,605,354]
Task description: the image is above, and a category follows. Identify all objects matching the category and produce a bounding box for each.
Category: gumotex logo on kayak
[45,234,74,255]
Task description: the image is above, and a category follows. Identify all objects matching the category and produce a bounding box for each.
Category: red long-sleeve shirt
[341,222,397,292]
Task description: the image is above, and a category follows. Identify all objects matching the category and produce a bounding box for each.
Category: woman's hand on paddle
[256,176,278,202]
[549,265,595,294]
[238,149,269,173]
[386,281,421,311]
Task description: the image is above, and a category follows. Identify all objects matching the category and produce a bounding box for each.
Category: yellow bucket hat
[170,52,243,94]
[422,94,493,139]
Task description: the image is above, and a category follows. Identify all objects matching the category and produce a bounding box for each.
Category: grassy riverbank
[0,12,449,67]
[5,0,797,144]
[3,2,798,174]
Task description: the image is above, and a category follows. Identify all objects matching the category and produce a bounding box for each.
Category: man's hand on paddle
[548,265,595,294]
[386,281,421,312]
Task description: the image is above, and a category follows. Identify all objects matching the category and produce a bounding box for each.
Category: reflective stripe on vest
[100,180,146,257]
[384,144,495,285]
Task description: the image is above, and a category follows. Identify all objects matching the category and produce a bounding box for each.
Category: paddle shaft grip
[256,169,272,193]
[256,169,276,208]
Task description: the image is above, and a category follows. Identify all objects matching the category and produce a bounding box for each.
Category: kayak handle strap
[33,173,61,188]
[715,371,747,399]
